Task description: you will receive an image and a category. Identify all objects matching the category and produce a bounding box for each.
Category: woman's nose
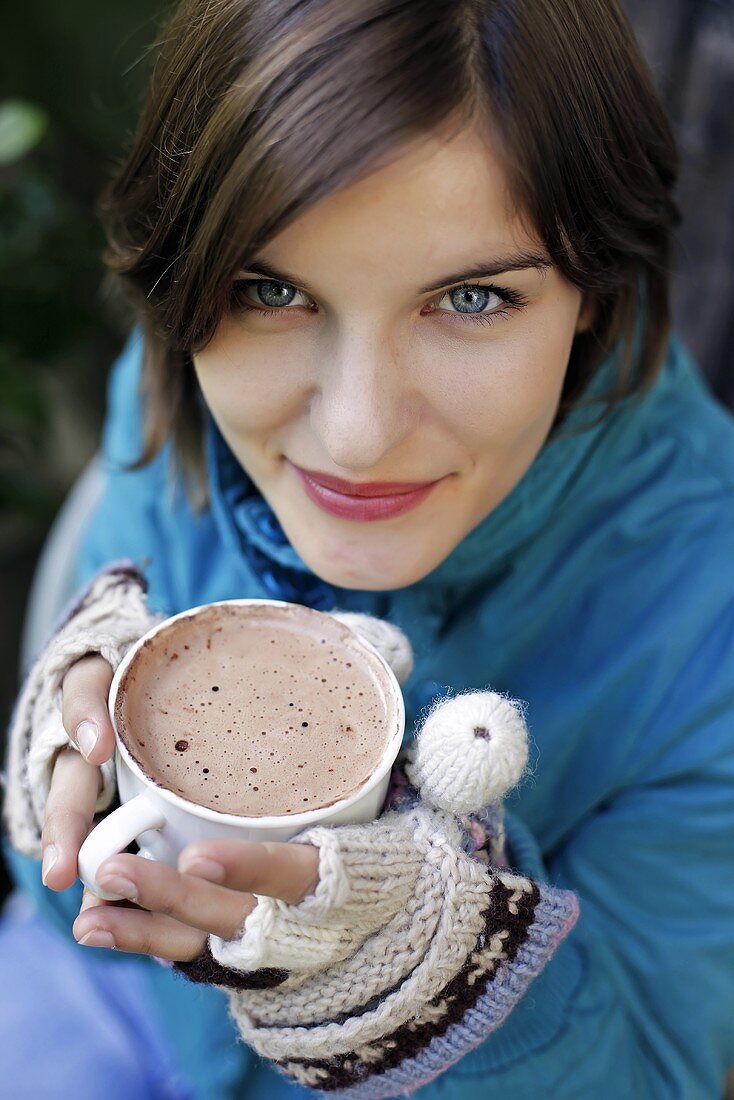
[310,339,414,473]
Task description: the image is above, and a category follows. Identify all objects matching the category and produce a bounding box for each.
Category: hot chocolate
[114,601,400,816]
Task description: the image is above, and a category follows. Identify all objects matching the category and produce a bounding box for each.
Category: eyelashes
[229,278,528,329]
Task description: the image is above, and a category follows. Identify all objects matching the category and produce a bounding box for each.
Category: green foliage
[0,100,48,167]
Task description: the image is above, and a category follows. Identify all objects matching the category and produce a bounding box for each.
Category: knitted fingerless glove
[1,559,165,859]
[172,677,580,1097]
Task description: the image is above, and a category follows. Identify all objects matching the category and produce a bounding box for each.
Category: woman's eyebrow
[239,260,318,295]
[239,249,552,297]
[418,251,552,293]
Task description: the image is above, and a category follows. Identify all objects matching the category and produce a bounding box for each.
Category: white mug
[77,598,405,900]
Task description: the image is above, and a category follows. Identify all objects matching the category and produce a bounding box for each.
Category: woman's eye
[230,278,311,315]
[432,283,528,328]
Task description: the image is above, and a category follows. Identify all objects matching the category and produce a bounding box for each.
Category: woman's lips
[288,461,445,521]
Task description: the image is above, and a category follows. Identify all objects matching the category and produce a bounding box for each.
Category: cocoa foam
[114,602,399,816]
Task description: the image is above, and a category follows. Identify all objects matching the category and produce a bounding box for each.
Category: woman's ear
[575,293,597,334]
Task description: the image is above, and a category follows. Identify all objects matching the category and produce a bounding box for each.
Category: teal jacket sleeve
[454,591,734,1096]
[73,327,172,603]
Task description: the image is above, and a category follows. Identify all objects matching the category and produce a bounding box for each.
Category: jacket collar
[204,326,673,608]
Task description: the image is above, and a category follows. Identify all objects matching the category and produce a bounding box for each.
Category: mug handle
[77,793,167,900]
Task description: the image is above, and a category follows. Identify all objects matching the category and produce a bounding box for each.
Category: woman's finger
[178,838,321,904]
[72,902,208,962]
[92,852,256,940]
[40,745,103,891]
[60,653,116,765]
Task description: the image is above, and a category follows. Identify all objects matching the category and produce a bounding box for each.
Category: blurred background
[0,0,732,905]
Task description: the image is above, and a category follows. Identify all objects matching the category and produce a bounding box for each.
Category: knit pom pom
[405,691,529,814]
[327,610,414,686]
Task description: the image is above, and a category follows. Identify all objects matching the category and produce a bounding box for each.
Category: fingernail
[80,888,100,912]
[97,875,138,901]
[76,720,99,760]
[179,856,225,882]
[41,844,58,885]
[79,930,116,949]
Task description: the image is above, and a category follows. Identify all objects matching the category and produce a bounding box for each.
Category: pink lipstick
[289,462,445,521]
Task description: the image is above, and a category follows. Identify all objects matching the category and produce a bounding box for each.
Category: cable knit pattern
[172,689,580,1095]
[1,560,164,859]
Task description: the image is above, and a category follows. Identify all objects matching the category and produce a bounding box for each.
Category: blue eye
[231,278,309,313]
[433,282,528,328]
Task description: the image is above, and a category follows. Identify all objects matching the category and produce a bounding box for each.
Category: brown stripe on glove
[172,941,290,990]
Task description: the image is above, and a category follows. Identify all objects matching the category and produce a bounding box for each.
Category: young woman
[3,0,734,1097]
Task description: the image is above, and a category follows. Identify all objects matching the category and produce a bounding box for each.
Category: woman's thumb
[60,653,117,765]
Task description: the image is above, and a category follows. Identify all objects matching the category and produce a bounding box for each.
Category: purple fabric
[0,892,193,1100]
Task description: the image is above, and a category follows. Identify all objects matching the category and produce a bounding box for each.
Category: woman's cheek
[482,306,579,433]
[196,350,305,436]
[423,324,566,449]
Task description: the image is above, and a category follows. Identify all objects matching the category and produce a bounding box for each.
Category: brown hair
[97,0,680,514]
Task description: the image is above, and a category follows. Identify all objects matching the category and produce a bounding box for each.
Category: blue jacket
[5,324,734,1099]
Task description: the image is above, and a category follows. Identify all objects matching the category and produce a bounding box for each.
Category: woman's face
[193,124,593,591]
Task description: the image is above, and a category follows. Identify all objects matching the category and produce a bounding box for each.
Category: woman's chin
[291,539,442,592]
[312,566,423,592]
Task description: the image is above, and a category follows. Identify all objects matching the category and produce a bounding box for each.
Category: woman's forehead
[244,126,546,289]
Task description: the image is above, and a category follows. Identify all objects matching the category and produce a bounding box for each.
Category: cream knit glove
[172,677,580,1097]
[1,560,165,859]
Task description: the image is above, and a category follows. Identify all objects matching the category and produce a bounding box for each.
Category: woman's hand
[71,838,321,960]
[40,653,117,890]
[38,647,320,958]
